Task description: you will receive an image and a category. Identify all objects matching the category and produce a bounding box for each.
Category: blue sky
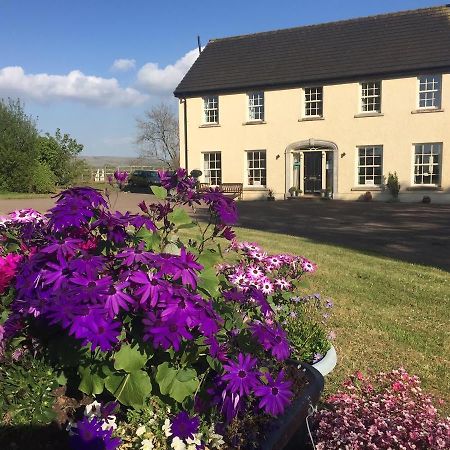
[0,0,443,157]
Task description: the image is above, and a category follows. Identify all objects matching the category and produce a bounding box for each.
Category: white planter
[312,344,337,376]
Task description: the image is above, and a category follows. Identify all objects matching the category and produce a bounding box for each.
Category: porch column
[321,151,327,190]
[299,152,305,195]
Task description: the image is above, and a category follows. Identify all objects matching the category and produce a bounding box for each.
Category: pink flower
[0,253,22,294]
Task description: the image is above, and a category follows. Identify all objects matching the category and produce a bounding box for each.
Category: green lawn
[212,227,450,408]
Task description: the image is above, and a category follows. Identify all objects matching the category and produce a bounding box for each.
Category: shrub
[314,368,450,449]
[387,172,400,199]
[30,161,56,193]
[0,169,324,449]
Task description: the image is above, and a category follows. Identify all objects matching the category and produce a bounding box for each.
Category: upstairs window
[414,143,441,185]
[248,92,264,121]
[246,150,266,186]
[358,146,383,185]
[361,81,381,113]
[418,75,441,109]
[204,96,219,123]
[304,87,323,117]
[203,152,222,185]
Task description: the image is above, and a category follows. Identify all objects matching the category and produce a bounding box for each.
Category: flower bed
[314,369,450,449]
[0,170,330,449]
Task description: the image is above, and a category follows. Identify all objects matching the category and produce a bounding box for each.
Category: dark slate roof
[174,5,450,97]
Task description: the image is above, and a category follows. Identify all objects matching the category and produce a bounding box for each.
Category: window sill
[244,186,267,191]
[351,186,383,192]
[199,123,220,128]
[243,120,266,125]
[298,116,325,122]
[406,186,443,191]
[411,108,444,114]
[354,112,384,118]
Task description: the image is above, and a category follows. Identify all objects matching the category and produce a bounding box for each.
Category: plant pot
[267,196,275,201]
[261,362,324,450]
[312,345,337,376]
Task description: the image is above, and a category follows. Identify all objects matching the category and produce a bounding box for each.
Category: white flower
[171,437,187,450]
[84,400,102,418]
[163,418,172,437]
[186,433,202,450]
[101,416,117,431]
[208,432,225,449]
[136,425,146,437]
[141,438,154,450]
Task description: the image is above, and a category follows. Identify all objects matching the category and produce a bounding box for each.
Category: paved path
[0,192,153,216]
[1,193,449,271]
[235,199,450,271]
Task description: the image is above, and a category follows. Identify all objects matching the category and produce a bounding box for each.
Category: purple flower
[116,244,152,266]
[254,370,293,416]
[251,322,291,361]
[222,353,260,396]
[202,188,238,225]
[70,416,121,450]
[41,238,82,259]
[103,282,135,317]
[70,274,112,304]
[160,248,203,289]
[114,170,128,184]
[142,313,193,351]
[130,270,166,307]
[48,187,107,231]
[42,257,73,290]
[71,311,121,352]
[171,411,200,440]
[43,294,89,329]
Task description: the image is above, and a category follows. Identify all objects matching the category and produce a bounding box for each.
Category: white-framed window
[418,75,441,109]
[203,96,219,123]
[304,87,323,117]
[246,150,266,186]
[357,146,383,185]
[248,92,264,121]
[203,152,222,185]
[361,81,381,113]
[414,143,442,185]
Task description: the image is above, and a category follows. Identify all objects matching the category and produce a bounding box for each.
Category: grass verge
[191,226,450,409]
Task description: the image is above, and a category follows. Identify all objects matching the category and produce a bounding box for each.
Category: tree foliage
[136,102,180,168]
[0,98,39,192]
[0,98,85,193]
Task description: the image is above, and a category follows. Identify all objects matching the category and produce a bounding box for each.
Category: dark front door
[304,152,322,194]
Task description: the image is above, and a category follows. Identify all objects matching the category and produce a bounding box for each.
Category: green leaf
[155,363,199,403]
[105,370,152,409]
[163,242,180,255]
[151,186,167,199]
[206,356,222,372]
[168,208,192,227]
[78,366,105,396]
[197,249,221,269]
[135,227,160,251]
[198,267,220,297]
[55,371,68,386]
[114,344,148,373]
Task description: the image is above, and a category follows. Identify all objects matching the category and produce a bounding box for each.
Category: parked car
[127,170,161,190]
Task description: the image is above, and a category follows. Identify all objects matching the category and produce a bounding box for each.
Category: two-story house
[174,6,450,202]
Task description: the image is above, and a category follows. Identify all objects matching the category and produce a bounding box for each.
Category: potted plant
[288,186,300,198]
[387,172,400,201]
[267,188,275,201]
[0,170,325,450]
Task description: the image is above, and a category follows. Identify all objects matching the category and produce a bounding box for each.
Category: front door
[304,152,322,194]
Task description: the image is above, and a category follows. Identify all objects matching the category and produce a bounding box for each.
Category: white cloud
[137,48,200,95]
[0,66,148,107]
[111,58,136,72]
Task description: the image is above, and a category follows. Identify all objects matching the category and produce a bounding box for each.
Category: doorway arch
[284,139,339,197]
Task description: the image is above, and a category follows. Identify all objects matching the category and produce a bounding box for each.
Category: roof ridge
[209,5,450,43]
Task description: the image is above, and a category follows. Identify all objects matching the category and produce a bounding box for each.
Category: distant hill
[81,155,161,168]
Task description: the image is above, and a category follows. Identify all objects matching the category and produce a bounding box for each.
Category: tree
[0,98,39,192]
[37,128,85,186]
[136,103,179,168]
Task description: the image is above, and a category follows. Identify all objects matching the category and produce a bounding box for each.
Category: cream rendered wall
[179,74,450,202]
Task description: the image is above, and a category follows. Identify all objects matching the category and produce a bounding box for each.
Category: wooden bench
[198,182,243,200]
